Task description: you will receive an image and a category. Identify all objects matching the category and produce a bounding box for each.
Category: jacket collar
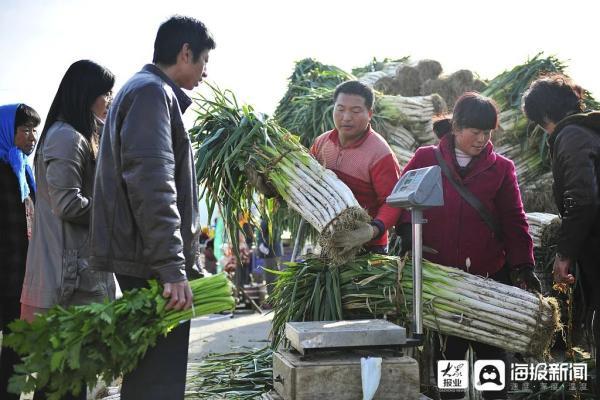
[438,133,496,181]
[549,111,600,153]
[328,124,373,149]
[142,64,192,113]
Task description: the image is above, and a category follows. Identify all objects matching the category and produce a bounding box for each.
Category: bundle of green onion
[269,255,560,357]
[274,58,355,148]
[191,85,370,264]
[4,274,234,400]
[273,58,420,149]
[481,53,600,111]
[185,347,272,399]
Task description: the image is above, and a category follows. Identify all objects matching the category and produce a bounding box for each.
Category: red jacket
[400,134,534,276]
[311,126,401,247]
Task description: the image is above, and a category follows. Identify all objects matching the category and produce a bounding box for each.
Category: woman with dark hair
[398,92,538,400]
[20,60,116,399]
[523,74,600,396]
[0,103,40,400]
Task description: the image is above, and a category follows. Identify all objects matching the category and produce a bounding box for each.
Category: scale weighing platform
[271,166,443,400]
[272,320,419,400]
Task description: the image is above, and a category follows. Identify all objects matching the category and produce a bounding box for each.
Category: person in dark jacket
[523,74,600,396]
[0,103,40,400]
[89,16,215,400]
[400,92,539,400]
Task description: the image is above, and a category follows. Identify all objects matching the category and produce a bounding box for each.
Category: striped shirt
[310,126,401,246]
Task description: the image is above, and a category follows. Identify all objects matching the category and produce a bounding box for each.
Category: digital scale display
[386,166,444,209]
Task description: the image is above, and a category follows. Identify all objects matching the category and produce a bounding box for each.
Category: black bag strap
[434,147,503,240]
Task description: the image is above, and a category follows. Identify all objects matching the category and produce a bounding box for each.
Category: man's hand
[245,167,278,198]
[332,222,377,255]
[163,280,193,311]
[509,265,542,293]
[553,254,575,285]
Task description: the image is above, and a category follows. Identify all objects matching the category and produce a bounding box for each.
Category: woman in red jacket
[400,92,539,400]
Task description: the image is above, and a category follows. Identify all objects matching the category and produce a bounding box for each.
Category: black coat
[549,112,600,306]
[0,162,33,297]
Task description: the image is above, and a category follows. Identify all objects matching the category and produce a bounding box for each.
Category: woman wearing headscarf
[0,103,40,400]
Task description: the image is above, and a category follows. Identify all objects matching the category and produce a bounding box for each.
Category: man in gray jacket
[89,16,215,399]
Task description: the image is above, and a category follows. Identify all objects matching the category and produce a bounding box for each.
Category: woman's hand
[553,254,575,285]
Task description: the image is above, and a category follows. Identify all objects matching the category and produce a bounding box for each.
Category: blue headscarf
[0,103,36,202]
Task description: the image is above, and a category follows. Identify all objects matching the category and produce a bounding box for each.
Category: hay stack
[422,69,487,108]
[394,65,423,97]
[416,59,443,82]
[373,76,403,95]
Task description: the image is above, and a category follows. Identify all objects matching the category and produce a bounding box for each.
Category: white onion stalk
[193,85,371,265]
[338,255,561,357]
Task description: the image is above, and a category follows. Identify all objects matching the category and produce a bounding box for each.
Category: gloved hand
[332,222,378,255]
[509,264,542,293]
[396,223,412,256]
[245,167,278,198]
[394,223,438,256]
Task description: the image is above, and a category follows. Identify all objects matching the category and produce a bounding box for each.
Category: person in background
[399,92,539,400]
[236,213,254,287]
[310,80,402,254]
[203,238,218,274]
[88,16,215,400]
[0,103,40,400]
[198,226,210,245]
[256,219,283,298]
[522,74,600,396]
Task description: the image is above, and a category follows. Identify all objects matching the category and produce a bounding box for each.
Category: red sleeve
[494,159,535,267]
[370,152,402,229]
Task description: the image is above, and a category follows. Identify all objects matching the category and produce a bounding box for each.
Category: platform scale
[270,166,444,400]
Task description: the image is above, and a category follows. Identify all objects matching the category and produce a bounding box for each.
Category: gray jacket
[89,64,200,282]
[21,121,115,308]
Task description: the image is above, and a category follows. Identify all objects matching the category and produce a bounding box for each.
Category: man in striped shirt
[310,81,402,254]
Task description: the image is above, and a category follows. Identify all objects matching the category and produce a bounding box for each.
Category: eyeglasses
[103,91,113,102]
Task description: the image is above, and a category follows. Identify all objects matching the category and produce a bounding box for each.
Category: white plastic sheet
[361,356,382,400]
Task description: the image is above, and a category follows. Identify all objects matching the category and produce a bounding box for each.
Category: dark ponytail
[433,117,452,138]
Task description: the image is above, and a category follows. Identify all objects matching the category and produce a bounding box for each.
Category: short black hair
[14,104,41,131]
[333,80,374,110]
[153,15,216,66]
[522,73,584,126]
[452,92,498,131]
